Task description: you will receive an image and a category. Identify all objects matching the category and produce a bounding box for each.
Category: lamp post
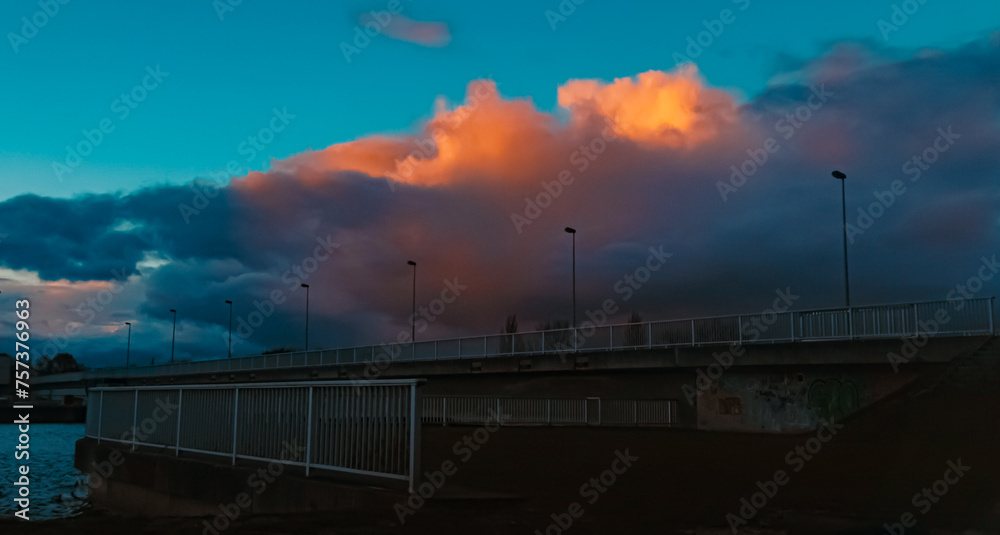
[225,300,233,359]
[169,309,177,364]
[301,284,310,351]
[832,171,850,307]
[407,261,417,342]
[565,227,577,328]
[125,322,131,368]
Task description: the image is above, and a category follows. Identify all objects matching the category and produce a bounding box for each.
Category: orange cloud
[559,66,737,147]
[263,67,737,192]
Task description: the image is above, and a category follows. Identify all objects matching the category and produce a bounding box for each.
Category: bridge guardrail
[85,379,423,492]
[89,297,995,379]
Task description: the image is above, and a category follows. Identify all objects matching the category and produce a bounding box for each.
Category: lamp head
[832,170,847,179]
[564,227,576,234]
[407,260,416,266]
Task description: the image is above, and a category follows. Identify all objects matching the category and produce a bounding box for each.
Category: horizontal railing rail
[85,380,423,492]
[88,297,996,379]
[421,396,676,426]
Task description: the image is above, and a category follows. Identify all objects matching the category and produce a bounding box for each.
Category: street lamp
[831,171,850,307]
[225,300,233,359]
[125,322,131,368]
[565,227,577,329]
[169,309,177,364]
[407,261,417,342]
[301,284,310,351]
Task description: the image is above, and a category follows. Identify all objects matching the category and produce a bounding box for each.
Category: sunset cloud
[2,38,998,367]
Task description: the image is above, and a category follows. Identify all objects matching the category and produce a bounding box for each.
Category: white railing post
[97,391,104,444]
[547,399,551,425]
[691,320,696,347]
[990,297,995,334]
[738,315,743,345]
[791,312,796,341]
[175,389,183,456]
[231,388,240,465]
[849,307,854,339]
[914,303,919,337]
[648,323,652,349]
[131,389,138,451]
[305,386,313,476]
[408,383,420,494]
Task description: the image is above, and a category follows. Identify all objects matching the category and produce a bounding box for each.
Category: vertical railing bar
[914,303,919,337]
[97,390,104,444]
[175,389,183,456]
[408,383,417,493]
[306,386,313,476]
[232,388,240,465]
[131,389,138,451]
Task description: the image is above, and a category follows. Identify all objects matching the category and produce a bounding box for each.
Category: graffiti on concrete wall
[807,378,860,422]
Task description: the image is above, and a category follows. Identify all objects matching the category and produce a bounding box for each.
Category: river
[0,423,89,520]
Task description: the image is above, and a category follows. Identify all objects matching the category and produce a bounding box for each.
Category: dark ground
[4,350,999,534]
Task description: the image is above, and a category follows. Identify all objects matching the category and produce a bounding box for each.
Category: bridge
[76,296,995,381]
[69,296,1000,524]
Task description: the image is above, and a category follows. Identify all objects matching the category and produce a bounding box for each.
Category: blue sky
[3,0,999,201]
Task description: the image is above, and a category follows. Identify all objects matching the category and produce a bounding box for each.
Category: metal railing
[422,396,676,426]
[85,379,423,491]
[88,297,996,379]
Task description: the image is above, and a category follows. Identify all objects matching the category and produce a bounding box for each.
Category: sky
[1,0,999,367]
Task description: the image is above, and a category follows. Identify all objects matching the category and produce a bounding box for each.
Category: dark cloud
[2,37,998,367]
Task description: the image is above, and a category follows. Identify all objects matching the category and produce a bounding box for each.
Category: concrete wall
[694,366,922,432]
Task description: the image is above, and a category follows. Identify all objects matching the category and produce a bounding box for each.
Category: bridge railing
[422,396,676,426]
[89,297,995,379]
[85,379,423,492]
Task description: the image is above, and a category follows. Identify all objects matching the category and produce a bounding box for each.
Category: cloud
[2,37,999,367]
[360,13,451,47]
